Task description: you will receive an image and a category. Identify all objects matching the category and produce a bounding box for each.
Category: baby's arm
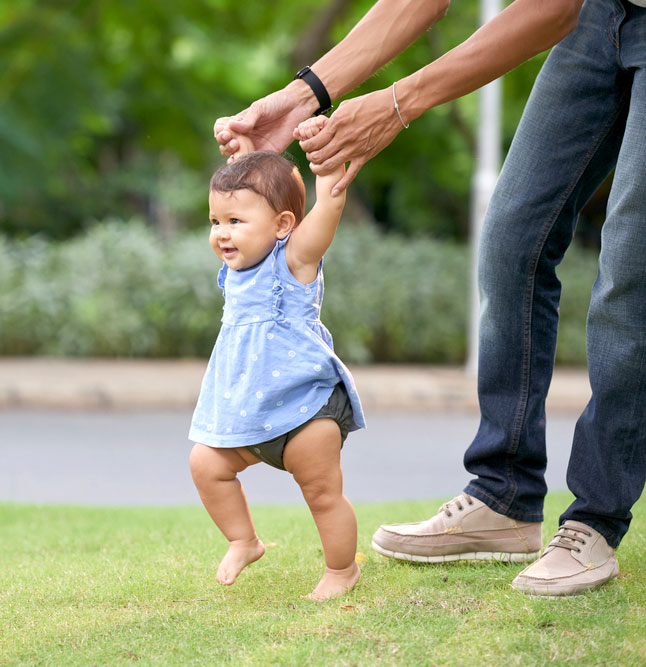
[287,116,346,282]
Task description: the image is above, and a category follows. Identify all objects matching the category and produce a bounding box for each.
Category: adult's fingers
[214,110,255,156]
[303,124,351,174]
[300,137,338,165]
[331,160,364,196]
[214,122,234,156]
[214,115,239,142]
[306,145,356,179]
[218,137,239,156]
[298,119,339,161]
[307,158,363,195]
[214,123,237,157]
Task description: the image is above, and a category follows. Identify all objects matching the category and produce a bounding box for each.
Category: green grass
[2,492,645,666]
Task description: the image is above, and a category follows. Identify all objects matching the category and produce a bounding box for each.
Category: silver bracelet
[392,81,410,129]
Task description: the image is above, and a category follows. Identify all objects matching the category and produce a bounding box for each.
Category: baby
[189,116,366,600]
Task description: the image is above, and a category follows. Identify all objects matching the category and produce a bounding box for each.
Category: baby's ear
[276,211,296,239]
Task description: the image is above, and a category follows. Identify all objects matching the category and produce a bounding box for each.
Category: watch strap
[294,66,332,116]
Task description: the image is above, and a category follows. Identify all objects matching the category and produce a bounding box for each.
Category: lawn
[2,492,645,665]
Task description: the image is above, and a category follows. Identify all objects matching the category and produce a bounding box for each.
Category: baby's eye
[230,218,241,225]
[210,219,219,226]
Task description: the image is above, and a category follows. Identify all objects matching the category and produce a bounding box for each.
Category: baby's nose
[215,224,230,239]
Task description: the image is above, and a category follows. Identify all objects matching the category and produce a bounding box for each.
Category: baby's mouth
[221,246,238,258]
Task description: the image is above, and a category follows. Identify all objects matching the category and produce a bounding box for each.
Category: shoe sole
[371,540,540,564]
[512,562,620,597]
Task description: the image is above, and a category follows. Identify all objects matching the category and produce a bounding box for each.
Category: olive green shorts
[245,383,354,471]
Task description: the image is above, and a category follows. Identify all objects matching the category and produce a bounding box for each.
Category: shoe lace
[440,493,474,518]
[549,523,592,554]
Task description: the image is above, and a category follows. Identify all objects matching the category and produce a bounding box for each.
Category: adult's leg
[561,8,646,547]
[189,443,265,585]
[372,0,635,566]
[511,3,646,597]
[465,0,633,522]
[283,418,360,600]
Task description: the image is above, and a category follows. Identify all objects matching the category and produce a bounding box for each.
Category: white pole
[466,0,502,375]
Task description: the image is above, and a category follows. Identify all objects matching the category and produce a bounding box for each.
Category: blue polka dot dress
[189,237,365,448]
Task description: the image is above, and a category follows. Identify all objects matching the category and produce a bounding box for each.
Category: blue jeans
[464,0,646,548]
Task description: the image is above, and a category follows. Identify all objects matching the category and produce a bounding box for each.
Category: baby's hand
[217,117,255,159]
[293,115,327,141]
[295,115,344,197]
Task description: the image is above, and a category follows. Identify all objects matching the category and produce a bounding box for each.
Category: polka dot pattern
[188,237,366,448]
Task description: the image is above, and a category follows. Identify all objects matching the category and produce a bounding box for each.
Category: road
[1,409,579,506]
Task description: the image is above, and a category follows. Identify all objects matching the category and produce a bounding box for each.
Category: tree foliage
[1,1,556,240]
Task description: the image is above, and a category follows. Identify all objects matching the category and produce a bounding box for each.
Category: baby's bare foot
[216,538,265,586]
[307,561,361,601]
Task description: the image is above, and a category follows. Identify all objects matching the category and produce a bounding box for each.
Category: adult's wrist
[293,66,333,116]
[285,79,321,117]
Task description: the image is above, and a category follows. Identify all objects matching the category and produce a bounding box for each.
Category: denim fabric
[464,0,646,548]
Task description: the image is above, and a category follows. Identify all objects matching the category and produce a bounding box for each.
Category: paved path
[1,408,577,506]
[0,357,591,412]
[1,358,587,506]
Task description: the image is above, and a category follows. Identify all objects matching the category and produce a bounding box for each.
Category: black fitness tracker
[294,66,333,116]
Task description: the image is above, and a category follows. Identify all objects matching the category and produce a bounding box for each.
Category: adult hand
[214,83,317,161]
[297,87,405,195]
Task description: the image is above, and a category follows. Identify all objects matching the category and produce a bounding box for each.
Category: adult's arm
[215,0,449,156]
[302,0,584,194]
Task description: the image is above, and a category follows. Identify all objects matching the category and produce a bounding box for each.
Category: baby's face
[209,189,283,271]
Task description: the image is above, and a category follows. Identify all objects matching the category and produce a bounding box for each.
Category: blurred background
[1,0,601,506]
[0,0,605,365]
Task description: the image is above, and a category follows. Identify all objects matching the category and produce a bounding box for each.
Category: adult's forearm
[395,0,583,124]
[309,0,450,100]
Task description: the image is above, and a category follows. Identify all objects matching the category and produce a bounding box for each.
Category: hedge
[0,220,596,364]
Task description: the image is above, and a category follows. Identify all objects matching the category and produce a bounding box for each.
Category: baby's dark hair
[210,151,306,224]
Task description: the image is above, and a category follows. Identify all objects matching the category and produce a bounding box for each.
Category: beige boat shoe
[512,520,619,596]
[371,493,542,563]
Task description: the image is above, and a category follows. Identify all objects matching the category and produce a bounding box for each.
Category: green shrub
[322,225,469,363]
[554,246,597,366]
[0,220,596,363]
[0,221,222,358]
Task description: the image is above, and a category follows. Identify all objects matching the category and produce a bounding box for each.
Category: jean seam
[501,88,633,514]
[608,15,619,50]
[607,1,628,66]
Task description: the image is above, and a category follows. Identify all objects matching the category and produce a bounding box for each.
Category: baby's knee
[189,443,238,485]
[189,443,211,482]
[298,480,340,514]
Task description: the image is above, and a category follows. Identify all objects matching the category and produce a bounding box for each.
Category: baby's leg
[283,419,360,601]
[189,444,265,586]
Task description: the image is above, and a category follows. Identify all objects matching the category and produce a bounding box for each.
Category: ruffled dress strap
[217,264,228,298]
[270,237,288,322]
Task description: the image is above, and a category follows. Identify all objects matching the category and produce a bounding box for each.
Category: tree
[2,1,580,243]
